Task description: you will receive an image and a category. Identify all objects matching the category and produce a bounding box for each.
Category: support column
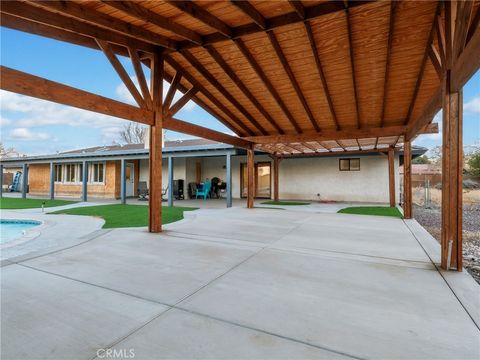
[273,157,280,202]
[82,161,88,202]
[49,162,55,200]
[149,51,164,233]
[226,152,232,208]
[441,71,463,271]
[21,163,28,199]
[403,140,412,219]
[247,145,255,209]
[388,147,395,207]
[120,158,126,204]
[167,156,174,207]
[0,164,3,198]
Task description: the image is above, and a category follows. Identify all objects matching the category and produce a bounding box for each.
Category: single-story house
[0,139,426,204]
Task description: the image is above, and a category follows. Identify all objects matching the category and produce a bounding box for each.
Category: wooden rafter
[0,13,131,58]
[234,39,302,133]
[379,1,396,127]
[428,43,443,79]
[163,72,182,113]
[451,19,480,91]
[128,47,152,110]
[452,1,474,61]
[344,3,361,129]
[26,0,177,50]
[288,1,306,20]
[267,31,320,132]
[1,1,165,52]
[96,39,146,109]
[178,1,374,50]
[435,11,447,71]
[231,1,266,30]
[405,2,441,126]
[466,5,480,44]
[165,56,255,136]
[245,125,421,145]
[180,50,268,135]
[205,45,285,134]
[101,1,202,45]
[166,0,232,37]
[168,87,199,117]
[304,21,339,130]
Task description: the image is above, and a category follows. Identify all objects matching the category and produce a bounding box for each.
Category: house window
[54,165,63,182]
[78,163,83,182]
[339,158,360,171]
[65,164,76,183]
[91,162,105,183]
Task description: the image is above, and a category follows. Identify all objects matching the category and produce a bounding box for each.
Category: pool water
[0,219,41,244]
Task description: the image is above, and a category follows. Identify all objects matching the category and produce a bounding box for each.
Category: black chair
[137,181,148,201]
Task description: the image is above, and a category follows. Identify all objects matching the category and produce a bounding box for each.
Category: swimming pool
[1,219,42,244]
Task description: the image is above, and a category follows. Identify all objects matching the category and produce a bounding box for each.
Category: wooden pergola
[1,1,478,271]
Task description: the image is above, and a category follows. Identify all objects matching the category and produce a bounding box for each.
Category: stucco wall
[104,153,400,203]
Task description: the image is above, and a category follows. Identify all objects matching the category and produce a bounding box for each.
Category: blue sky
[1,27,479,156]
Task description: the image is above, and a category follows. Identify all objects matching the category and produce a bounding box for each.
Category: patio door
[241,162,271,198]
[125,163,134,197]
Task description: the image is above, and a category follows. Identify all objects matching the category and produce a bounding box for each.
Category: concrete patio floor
[1,207,479,359]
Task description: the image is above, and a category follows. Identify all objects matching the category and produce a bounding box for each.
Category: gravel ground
[414,204,480,284]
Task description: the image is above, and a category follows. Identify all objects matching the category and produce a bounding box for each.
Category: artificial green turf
[260,200,310,206]
[0,197,77,209]
[337,206,403,218]
[50,204,197,228]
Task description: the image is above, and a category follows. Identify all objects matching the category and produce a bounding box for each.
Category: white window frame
[89,162,106,184]
[64,164,77,183]
[54,164,63,183]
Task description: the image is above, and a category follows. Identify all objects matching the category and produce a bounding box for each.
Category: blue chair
[196,180,211,199]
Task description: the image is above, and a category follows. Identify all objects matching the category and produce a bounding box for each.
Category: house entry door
[126,163,134,197]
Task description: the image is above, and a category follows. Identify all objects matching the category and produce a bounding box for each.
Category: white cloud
[115,79,196,112]
[9,128,50,141]
[0,115,11,126]
[0,90,126,129]
[101,126,123,144]
[464,96,480,114]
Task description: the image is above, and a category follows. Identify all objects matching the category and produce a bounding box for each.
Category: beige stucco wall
[133,153,401,203]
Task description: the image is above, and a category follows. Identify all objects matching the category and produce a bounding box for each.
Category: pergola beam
[26,0,177,50]
[166,1,232,38]
[0,66,153,125]
[101,0,202,45]
[231,1,266,30]
[180,50,268,135]
[178,1,374,50]
[165,56,254,136]
[0,1,161,53]
[205,45,285,134]
[267,31,320,132]
[234,39,302,133]
[380,2,396,127]
[245,125,423,144]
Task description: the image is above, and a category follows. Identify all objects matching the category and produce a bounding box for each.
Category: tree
[118,122,147,144]
[0,142,19,158]
[413,155,431,164]
[467,150,480,176]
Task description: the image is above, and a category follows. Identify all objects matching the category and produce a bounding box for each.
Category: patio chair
[137,181,148,201]
[195,180,211,199]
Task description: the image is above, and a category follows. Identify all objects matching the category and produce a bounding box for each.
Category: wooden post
[226,152,232,208]
[441,70,463,271]
[388,146,395,207]
[120,158,126,204]
[49,162,55,200]
[167,156,174,207]
[247,145,255,208]
[273,156,280,202]
[82,160,88,202]
[403,140,412,219]
[149,51,164,233]
[22,163,28,199]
